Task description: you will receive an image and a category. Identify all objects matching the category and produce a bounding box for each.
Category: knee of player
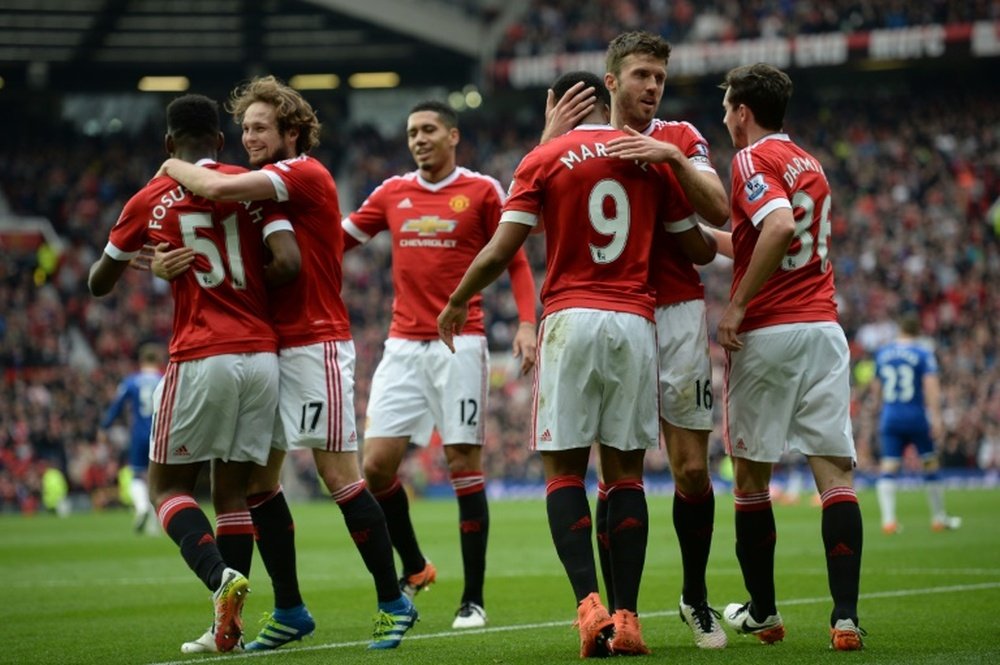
[672,460,711,494]
[361,456,396,489]
[879,458,902,476]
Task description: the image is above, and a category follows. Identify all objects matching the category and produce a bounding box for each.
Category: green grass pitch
[2,487,998,664]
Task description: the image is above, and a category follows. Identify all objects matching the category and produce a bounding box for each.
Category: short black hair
[719,63,792,132]
[166,94,220,144]
[551,70,611,109]
[899,311,922,336]
[409,100,458,129]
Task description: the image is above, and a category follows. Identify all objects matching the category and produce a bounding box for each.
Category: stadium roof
[0,0,495,92]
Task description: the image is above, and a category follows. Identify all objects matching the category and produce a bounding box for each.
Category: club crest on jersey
[402,216,457,236]
[449,194,471,212]
[744,173,768,202]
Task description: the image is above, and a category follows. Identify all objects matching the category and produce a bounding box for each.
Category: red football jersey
[646,118,718,306]
[729,133,839,331]
[105,161,282,362]
[261,155,352,347]
[501,124,693,321]
[343,167,535,339]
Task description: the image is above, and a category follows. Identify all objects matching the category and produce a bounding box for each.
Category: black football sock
[606,480,648,612]
[674,486,715,606]
[158,494,226,591]
[545,476,598,603]
[595,483,614,609]
[215,509,254,578]
[373,477,427,576]
[820,486,863,625]
[336,480,400,602]
[248,487,303,609]
[734,490,777,619]
[453,472,489,607]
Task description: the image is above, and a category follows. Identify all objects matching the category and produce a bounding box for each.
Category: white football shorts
[723,322,855,463]
[273,340,359,452]
[532,308,659,452]
[656,299,714,430]
[365,335,488,446]
[150,352,278,465]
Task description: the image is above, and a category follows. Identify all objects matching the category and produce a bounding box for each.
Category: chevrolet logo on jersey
[401,216,457,236]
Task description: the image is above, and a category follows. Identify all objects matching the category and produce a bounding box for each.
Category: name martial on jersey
[558,141,649,172]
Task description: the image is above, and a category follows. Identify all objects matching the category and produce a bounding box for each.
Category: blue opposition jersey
[101,368,162,468]
[874,340,937,431]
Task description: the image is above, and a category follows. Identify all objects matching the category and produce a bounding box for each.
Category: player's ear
[164,134,174,156]
[449,126,460,147]
[215,131,225,152]
[604,72,617,94]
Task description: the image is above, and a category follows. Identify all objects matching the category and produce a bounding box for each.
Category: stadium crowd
[497,0,1000,57]
[1,56,998,512]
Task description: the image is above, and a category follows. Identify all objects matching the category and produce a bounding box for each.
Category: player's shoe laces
[245,605,316,651]
[451,601,487,629]
[180,626,244,654]
[212,567,250,652]
[573,592,614,658]
[724,602,785,644]
[608,609,651,656]
[679,597,728,649]
[830,618,866,651]
[931,516,962,531]
[368,596,418,649]
[400,561,437,600]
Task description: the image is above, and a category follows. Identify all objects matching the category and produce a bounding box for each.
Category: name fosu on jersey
[560,143,648,171]
[147,186,264,228]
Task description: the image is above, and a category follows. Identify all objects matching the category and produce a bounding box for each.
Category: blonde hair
[226,75,321,154]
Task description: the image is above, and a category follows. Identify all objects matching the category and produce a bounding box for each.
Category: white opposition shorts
[273,340,359,452]
[365,335,488,446]
[150,352,278,465]
[723,322,855,463]
[656,299,713,430]
[533,308,659,452]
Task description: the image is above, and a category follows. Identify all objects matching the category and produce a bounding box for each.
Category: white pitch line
[10,567,1000,590]
[145,581,1000,665]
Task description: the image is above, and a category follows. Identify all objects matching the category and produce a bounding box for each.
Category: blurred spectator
[497,0,1000,57]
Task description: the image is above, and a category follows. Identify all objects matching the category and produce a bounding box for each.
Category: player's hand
[129,244,156,271]
[154,160,170,179]
[150,242,195,281]
[541,81,596,144]
[605,126,681,165]
[437,302,469,353]
[512,322,537,376]
[717,302,746,352]
[930,419,945,443]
